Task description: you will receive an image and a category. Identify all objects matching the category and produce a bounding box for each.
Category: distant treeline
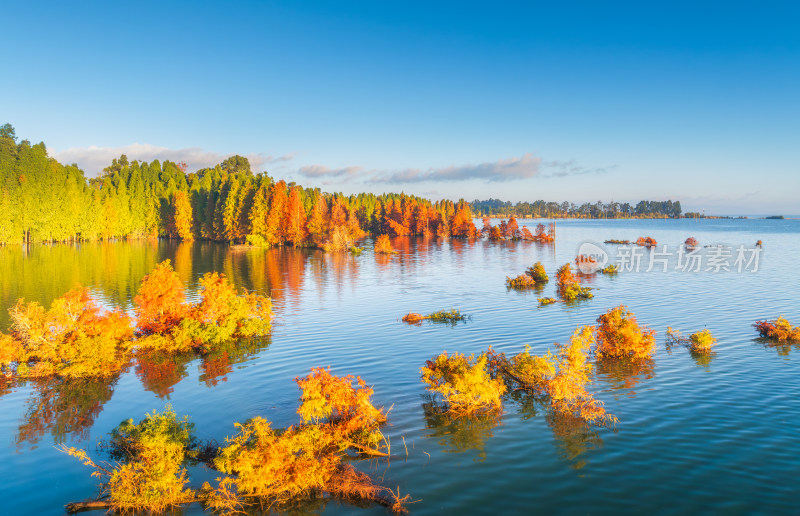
[0,124,478,246]
[472,198,682,219]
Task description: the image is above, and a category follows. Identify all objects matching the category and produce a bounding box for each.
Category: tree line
[0,124,477,246]
[472,198,682,218]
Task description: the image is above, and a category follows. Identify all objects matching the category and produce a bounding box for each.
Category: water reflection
[422,401,502,462]
[14,375,119,447]
[545,409,602,469]
[595,358,656,396]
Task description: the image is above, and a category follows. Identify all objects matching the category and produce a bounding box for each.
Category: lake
[1,218,799,515]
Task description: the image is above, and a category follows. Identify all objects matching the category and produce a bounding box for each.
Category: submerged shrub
[402,309,467,324]
[421,351,506,415]
[5,287,133,378]
[635,236,657,247]
[753,316,800,341]
[689,329,717,353]
[600,264,618,274]
[136,262,272,354]
[556,264,592,302]
[374,234,394,254]
[505,274,537,289]
[595,306,655,359]
[62,407,196,514]
[604,239,630,245]
[526,262,549,282]
[495,327,616,426]
[64,371,408,515]
[666,327,717,354]
[538,297,557,306]
[684,237,699,248]
[134,260,188,335]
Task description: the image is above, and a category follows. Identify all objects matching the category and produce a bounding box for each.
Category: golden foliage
[635,236,657,247]
[63,371,408,514]
[538,297,557,306]
[6,287,132,378]
[499,327,617,426]
[595,306,655,359]
[506,261,548,289]
[61,407,196,513]
[420,351,506,415]
[374,234,395,254]
[753,316,800,341]
[556,263,593,301]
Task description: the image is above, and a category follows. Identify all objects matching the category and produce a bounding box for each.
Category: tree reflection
[134,352,193,399]
[15,374,119,446]
[595,357,656,396]
[422,401,502,462]
[198,337,271,387]
[546,408,602,468]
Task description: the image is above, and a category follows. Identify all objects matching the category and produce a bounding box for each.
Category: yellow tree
[172,191,194,241]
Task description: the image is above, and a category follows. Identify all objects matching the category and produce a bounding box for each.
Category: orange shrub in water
[635,236,657,247]
[374,234,394,254]
[136,263,272,353]
[595,305,656,359]
[753,316,800,341]
[134,260,187,335]
[685,237,699,248]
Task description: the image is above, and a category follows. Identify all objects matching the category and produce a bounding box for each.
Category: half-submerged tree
[556,263,593,301]
[753,316,800,341]
[420,351,506,416]
[595,306,655,360]
[62,371,410,514]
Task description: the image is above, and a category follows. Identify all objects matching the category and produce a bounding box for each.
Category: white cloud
[53,143,294,176]
[297,164,364,179]
[369,153,542,183]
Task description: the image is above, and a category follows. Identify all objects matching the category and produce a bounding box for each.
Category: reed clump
[604,239,630,245]
[595,306,656,360]
[753,316,800,341]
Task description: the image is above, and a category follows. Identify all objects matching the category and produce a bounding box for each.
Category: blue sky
[2,1,798,214]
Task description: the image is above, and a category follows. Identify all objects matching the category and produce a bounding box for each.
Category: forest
[0,124,476,246]
[472,197,682,219]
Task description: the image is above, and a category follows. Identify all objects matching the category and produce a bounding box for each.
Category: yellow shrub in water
[420,351,506,415]
[501,327,616,426]
[5,287,133,378]
[595,305,655,360]
[689,329,717,353]
[62,407,196,513]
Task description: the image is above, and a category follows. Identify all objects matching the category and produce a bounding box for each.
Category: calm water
[1,218,799,515]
